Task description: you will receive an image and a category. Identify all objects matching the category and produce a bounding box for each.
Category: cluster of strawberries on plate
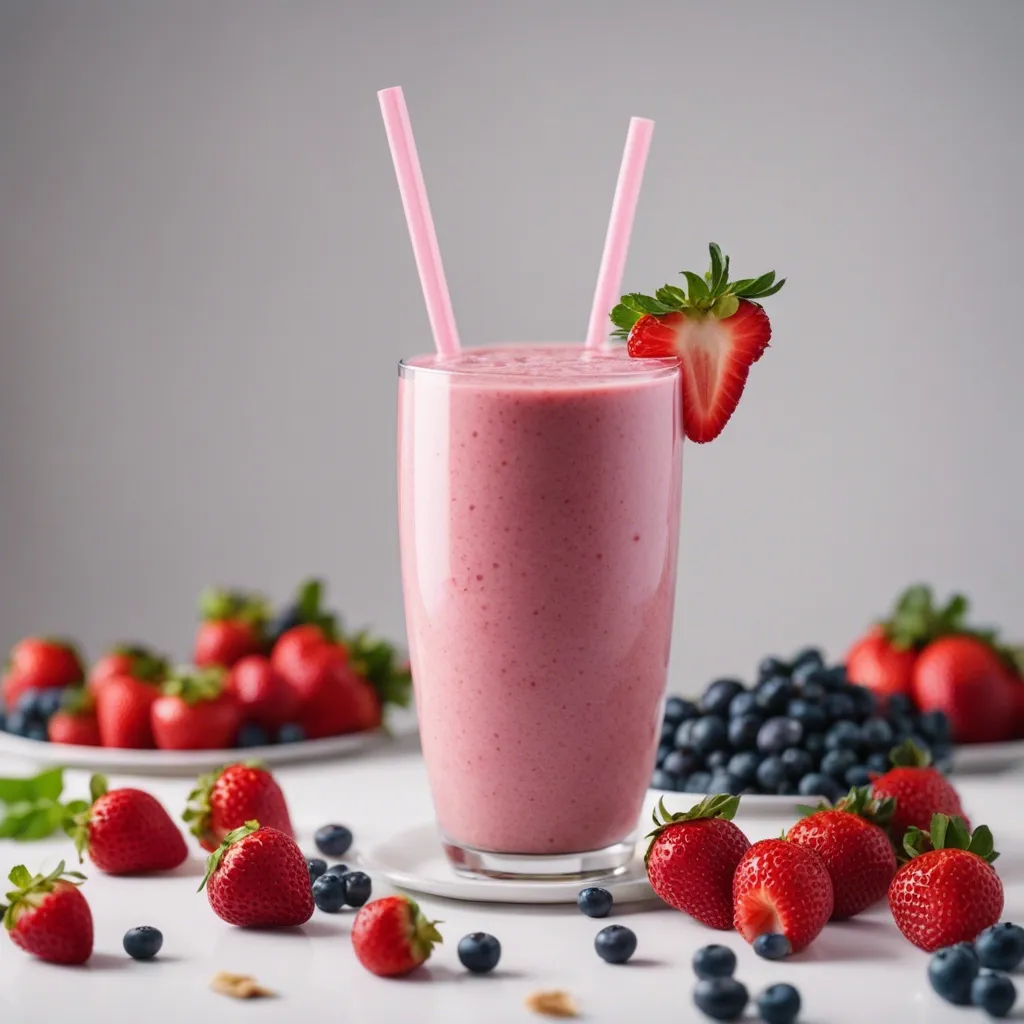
[645,738,1001,957]
[0,579,411,750]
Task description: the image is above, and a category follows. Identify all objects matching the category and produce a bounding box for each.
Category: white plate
[365,823,658,905]
[0,709,418,776]
[953,740,1024,773]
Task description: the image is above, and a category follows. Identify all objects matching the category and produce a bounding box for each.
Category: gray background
[1,0,1022,693]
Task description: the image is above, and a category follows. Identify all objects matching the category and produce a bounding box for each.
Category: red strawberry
[95,673,159,748]
[3,862,93,965]
[644,795,751,929]
[845,626,917,701]
[611,244,784,443]
[225,656,297,729]
[272,626,339,697]
[89,644,168,694]
[349,676,383,732]
[193,588,269,669]
[888,814,1003,951]
[786,787,897,920]
[733,838,834,953]
[3,638,84,710]
[351,895,442,977]
[870,740,968,846]
[151,667,241,750]
[912,635,1016,744]
[184,762,294,852]
[48,686,100,746]
[296,651,370,739]
[66,774,188,875]
[200,820,313,928]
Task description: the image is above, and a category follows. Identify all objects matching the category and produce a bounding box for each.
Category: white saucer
[365,823,658,905]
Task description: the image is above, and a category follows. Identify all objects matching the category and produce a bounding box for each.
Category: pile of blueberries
[0,689,66,742]
[307,823,374,913]
[928,922,1023,1017]
[692,943,800,1024]
[652,647,953,801]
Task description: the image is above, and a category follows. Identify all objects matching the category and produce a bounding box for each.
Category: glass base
[442,835,636,881]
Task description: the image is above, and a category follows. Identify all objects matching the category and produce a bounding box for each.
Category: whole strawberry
[184,762,294,852]
[846,625,918,701]
[3,637,84,711]
[225,656,297,729]
[733,839,834,953]
[645,795,751,929]
[89,644,168,694]
[2,862,93,965]
[786,787,897,919]
[66,774,188,875]
[351,895,442,977]
[296,651,372,739]
[48,686,101,747]
[151,666,241,750]
[200,820,313,927]
[95,673,159,748]
[870,740,967,845]
[889,814,1003,951]
[194,588,269,669]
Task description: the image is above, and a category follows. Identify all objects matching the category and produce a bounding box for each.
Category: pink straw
[584,117,655,349]
[378,86,460,358]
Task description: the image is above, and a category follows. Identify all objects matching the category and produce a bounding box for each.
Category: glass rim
[398,343,680,383]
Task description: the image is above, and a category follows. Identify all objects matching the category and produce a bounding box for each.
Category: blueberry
[972,970,1017,1017]
[664,696,698,724]
[823,692,857,722]
[594,924,636,964]
[977,923,1024,972]
[803,732,826,759]
[323,862,350,878]
[776,778,797,795]
[4,709,28,737]
[727,751,761,787]
[312,872,346,912]
[307,857,327,882]
[821,748,857,780]
[708,771,743,796]
[342,871,372,907]
[756,677,794,715]
[458,932,501,973]
[656,743,672,767]
[791,661,826,686]
[787,698,827,733]
[684,771,712,793]
[36,689,65,720]
[663,749,699,778]
[0,711,6,733]
[753,933,792,960]
[798,772,842,802]
[845,765,872,788]
[755,756,787,793]
[25,722,48,742]
[791,647,825,671]
[674,719,698,749]
[757,717,803,754]
[825,720,862,751]
[701,679,746,717]
[693,977,749,1021]
[705,749,731,771]
[651,769,678,790]
[15,689,43,717]
[691,716,729,755]
[692,944,737,980]
[756,983,801,1024]
[660,720,678,743]
[758,655,790,680]
[799,679,827,703]
[728,715,762,751]
[780,747,813,780]
[123,925,163,960]
[918,709,951,742]
[728,691,760,719]
[860,717,894,751]
[315,823,353,857]
[577,887,613,918]
[235,722,270,748]
[866,751,891,773]
[277,722,307,744]
[888,693,914,715]
[848,685,877,717]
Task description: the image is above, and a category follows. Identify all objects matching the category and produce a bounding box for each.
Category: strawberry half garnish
[610,243,785,443]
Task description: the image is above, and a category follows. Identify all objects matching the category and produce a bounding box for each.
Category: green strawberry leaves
[903,814,999,863]
[162,665,226,705]
[198,587,271,629]
[2,860,86,930]
[198,819,260,892]
[345,630,413,709]
[888,739,933,769]
[610,243,786,340]
[0,768,87,843]
[797,785,895,828]
[645,794,741,864]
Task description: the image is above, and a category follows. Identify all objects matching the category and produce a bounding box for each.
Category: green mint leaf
[681,272,709,303]
[17,805,64,841]
[28,768,64,803]
[0,779,34,805]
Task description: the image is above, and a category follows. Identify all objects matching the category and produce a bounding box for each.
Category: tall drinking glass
[398,344,682,879]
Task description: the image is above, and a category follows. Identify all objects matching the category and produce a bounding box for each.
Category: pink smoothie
[398,345,682,855]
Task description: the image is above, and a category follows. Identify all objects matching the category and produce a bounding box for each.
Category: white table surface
[0,733,1020,1024]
